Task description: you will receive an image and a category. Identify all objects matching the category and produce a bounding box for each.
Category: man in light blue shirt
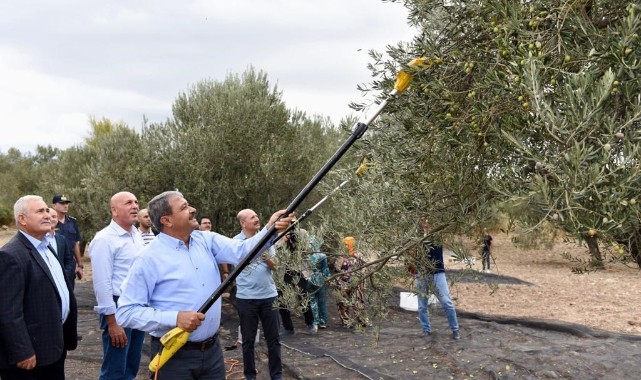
[89,191,146,380]
[116,191,293,379]
[234,209,281,380]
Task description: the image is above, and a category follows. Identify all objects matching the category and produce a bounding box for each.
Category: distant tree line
[0,67,348,245]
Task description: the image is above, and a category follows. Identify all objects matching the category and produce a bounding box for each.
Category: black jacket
[52,233,76,282]
[0,232,78,368]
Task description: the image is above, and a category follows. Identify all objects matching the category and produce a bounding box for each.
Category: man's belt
[152,332,218,352]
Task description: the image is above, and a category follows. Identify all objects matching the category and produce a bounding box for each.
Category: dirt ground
[449,233,641,335]
[1,228,640,379]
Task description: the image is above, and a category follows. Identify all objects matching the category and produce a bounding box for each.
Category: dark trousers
[277,290,294,331]
[237,297,282,379]
[290,273,314,326]
[0,351,66,380]
[482,250,491,270]
[299,285,314,327]
[149,336,225,379]
[283,272,314,327]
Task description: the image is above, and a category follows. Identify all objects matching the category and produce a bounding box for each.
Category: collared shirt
[138,228,156,246]
[21,231,70,324]
[234,231,277,300]
[45,232,57,254]
[89,220,144,315]
[116,228,273,341]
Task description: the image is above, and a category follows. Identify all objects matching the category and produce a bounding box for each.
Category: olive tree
[331,0,641,271]
[144,67,344,235]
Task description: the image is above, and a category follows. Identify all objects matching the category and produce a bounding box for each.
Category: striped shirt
[139,228,156,246]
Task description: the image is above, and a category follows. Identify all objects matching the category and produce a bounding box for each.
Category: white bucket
[400,292,418,311]
[400,292,438,311]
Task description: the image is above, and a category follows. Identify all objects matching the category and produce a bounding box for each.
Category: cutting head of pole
[148,327,190,372]
[394,57,440,93]
[355,157,370,177]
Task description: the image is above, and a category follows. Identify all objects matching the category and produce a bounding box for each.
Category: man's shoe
[318,324,327,329]
[281,329,295,336]
[452,330,461,340]
[421,331,432,337]
[307,324,318,334]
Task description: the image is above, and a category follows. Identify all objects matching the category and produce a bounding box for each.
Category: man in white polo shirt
[90,191,146,380]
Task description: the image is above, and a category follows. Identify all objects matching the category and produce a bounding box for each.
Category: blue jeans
[415,272,459,333]
[237,297,282,380]
[99,306,145,380]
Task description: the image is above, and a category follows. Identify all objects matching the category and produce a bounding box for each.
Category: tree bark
[583,235,604,268]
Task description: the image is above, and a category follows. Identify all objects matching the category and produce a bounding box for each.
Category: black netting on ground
[67,274,640,379]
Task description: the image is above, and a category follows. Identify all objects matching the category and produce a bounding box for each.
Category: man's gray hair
[14,195,44,224]
[148,191,183,232]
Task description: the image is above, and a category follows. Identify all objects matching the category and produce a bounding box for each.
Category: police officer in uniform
[52,194,83,280]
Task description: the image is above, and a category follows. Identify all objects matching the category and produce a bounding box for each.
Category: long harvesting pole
[149,57,435,372]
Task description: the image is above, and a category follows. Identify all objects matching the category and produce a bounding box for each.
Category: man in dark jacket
[48,208,76,283]
[0,195,78,380]
[52,194,83,280]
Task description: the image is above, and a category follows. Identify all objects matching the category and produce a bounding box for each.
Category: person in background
[52,194,83,280]
[89,192,146,380]
[116,191,293,379]
[481,229,493,273]
[47,208,76,283]
[200,216,232,280]
[281,228,317,334]
[199,217,213,232]
[0,195,78,380]
[234,209,282,380]
[414,219,461,340]
[335,236,370,329]
[137,208,156,246]
[273,238,295,337]
[308,236,331,329]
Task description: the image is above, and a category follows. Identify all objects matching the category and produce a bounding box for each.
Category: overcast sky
[0,0,416,153]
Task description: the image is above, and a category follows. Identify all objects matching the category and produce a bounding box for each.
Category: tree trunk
[583,235,604,268]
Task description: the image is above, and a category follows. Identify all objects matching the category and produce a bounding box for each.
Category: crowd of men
[0,191,292,380]
[0,191,466,380]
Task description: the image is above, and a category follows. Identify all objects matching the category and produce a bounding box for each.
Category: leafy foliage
[335,0,641,269]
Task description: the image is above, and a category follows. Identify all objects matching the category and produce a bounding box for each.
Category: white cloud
[0,0,416,153]
[0,47,168,152]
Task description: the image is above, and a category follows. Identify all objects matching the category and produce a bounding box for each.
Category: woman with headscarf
[335,236,370,328]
